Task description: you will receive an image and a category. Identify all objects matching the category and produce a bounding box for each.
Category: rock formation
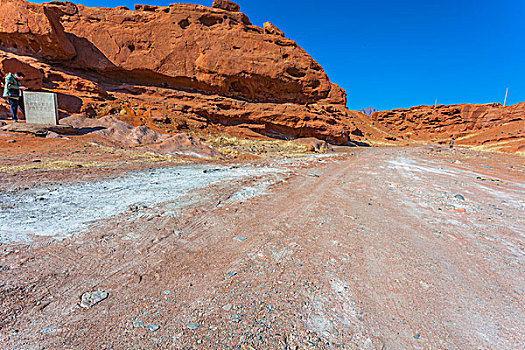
[367,103,525,153]
[212,0,240,12]
[0,0,522,152]
[359,107,378,116]
[263,22,284,37]
[0,0,367,146]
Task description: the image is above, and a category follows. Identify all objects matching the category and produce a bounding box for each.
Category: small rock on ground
[144,325,160,332]
[187,322,200,330]
[80,291,109,308]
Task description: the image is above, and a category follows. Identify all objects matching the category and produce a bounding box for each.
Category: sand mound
[61,115,222,158]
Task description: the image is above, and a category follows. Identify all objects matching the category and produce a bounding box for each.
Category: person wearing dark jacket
[3,72,27,122]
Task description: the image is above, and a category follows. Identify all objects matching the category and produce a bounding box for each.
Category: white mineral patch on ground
[0,164,285,242]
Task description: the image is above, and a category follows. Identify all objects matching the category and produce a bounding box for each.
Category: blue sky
[31,0,524,111]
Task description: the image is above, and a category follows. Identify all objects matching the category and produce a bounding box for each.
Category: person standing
[3,72,27,122]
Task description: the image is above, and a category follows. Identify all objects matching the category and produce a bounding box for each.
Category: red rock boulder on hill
[212,0,240,12]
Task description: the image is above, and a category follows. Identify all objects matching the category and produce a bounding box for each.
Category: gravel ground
[0,146,523,349]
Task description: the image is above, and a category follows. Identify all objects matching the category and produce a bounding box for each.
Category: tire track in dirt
[1,147,523,349]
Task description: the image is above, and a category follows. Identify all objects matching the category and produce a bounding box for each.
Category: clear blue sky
[31,0,524,111]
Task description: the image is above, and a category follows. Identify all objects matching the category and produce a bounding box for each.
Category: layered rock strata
[0,0,366,145]
[369,103,525,153]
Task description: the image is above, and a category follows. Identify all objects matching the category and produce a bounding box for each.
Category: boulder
[141,133,224,159]
[43,1,79,15]
[263,22,284,37]
[212,0,240,12]
[61,114,223,158]
[295,137,333,152]
[61,115,170,146]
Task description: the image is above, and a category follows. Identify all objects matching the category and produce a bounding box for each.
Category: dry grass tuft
[0,160,116,172]
[86,143,188,163]
[203,136,318,158]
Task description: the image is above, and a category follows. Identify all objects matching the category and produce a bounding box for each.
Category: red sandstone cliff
[0,0,365,145]
[366,103,525,153]
[0,0,523,152]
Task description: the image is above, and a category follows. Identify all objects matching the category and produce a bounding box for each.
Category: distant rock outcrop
[368,103,525,153]
[360,107,378,116]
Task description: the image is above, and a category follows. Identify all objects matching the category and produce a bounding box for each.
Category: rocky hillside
[0,0,369,145]
[367,103,525,153]
[1,0,522,152]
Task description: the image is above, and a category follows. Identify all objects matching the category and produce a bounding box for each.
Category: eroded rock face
[212,0,240,12]
[0,0,344,105]
[368,103,525,152]
[263,22,284,37]
[0,55,43,90]
[0,0,360,145]
[0,0,76,60]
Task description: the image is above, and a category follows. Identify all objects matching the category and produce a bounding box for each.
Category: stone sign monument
[23,91,59,125]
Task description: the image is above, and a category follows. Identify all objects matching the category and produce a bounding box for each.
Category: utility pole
[503,88,509,107]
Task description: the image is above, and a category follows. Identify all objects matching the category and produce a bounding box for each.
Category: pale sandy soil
[0,146,523,349]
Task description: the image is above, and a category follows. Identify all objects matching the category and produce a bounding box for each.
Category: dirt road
[1,147,524,349]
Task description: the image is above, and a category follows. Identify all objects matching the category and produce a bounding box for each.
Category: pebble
[203,168,222,174]
[80,290,109,308]
[226,272,237,277]
[187,322,200,330]
[454,194,465,201]
[7,140,16,144]
[132,320,144,328]
[41,325,57,333]
[45,131,62,139]
[144,325,160,332]
[413,333,421,340]
[235,236,247,242]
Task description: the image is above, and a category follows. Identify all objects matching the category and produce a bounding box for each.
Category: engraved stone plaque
[23,92,59,125]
